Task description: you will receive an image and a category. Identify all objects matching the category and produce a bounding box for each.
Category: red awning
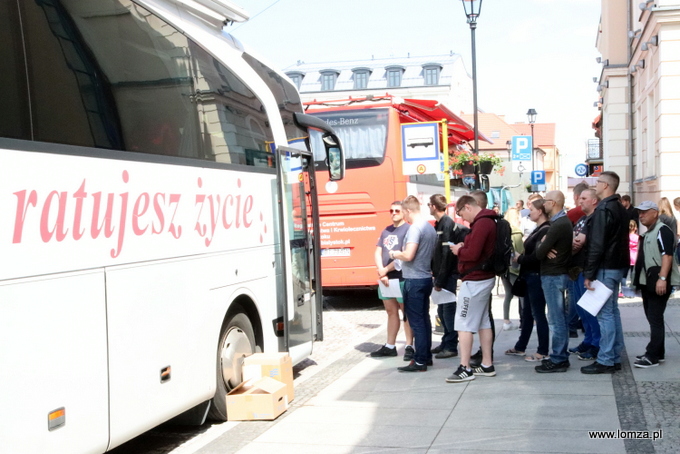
[397,98,493,145]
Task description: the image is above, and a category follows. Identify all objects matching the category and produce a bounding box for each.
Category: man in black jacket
[429,194,470,358]
[582,171,630,374]
[534,190,574,373]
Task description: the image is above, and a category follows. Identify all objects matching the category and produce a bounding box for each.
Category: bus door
[276,146,321,358]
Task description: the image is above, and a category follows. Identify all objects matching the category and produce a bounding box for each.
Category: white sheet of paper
[577,280,614,316]
[378,279,402,298]
[431,288,457,305]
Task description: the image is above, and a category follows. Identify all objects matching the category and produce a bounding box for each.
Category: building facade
[597,0,680,205]
[284,53,473,118]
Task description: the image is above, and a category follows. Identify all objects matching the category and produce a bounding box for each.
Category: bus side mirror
[292,112,345,181]
[479,174,489,192]
[323,133,344,181]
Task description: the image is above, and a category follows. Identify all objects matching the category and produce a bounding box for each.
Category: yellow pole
[441,119,450,203]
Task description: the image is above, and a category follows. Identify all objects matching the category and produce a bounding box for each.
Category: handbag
[511,275,527,297]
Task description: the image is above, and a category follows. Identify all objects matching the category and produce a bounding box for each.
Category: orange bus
[306,96,481,289]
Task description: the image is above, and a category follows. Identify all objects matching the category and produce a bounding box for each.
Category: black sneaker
[469,349,483,368]
[398,361,427,372]
[403,346,415,362]
[535,360,570,373]
[580,361,615,374]
[471,364,496,377]
[370,345,397,358]
[435,349,458,359]
[431,345,443,354]
[636,354,665,363]
[470,348,483,362]
[569,330,579,338]
[614,362,622,371]
[446,364,475,383]
[634,355,659,368]
[577,348,599,361]
[568,343,590,355]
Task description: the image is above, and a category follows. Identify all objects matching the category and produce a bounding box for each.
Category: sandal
[505,348,525,356]
[525,353,549,362]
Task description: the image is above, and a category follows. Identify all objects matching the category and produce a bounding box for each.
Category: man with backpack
[446,195,498,382]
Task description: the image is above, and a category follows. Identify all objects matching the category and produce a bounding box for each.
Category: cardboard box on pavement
[243,352,294,402]
[226,377,288,421]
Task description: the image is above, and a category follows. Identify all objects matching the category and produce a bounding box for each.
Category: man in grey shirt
[390,195,437,371]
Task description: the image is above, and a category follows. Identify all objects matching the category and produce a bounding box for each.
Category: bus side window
[0,1,32,141]
[13,0,275,169]
[191,44,274,167]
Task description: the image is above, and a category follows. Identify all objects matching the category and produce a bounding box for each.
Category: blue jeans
[541,274,570,364]
[520,273,549,356]
[569,273,600,348]
[403,278,434,365]
[595,268,626,366]
[436,275,458,352]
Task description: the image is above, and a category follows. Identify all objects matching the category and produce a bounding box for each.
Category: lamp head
[526,108,537,124]
[461,0,483,24]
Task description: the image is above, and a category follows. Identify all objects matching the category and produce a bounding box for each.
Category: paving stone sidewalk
[197,291,679,454]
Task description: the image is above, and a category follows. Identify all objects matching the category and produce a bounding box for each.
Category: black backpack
[486,215,513,276]
[460,214,513,277]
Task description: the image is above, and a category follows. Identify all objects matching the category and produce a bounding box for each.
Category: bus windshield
[309,109,388,166]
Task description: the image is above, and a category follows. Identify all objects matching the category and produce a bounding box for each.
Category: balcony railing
[587,138,603,161]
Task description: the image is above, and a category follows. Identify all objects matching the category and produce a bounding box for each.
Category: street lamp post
[461,0,482,161]
[526,108,537,172]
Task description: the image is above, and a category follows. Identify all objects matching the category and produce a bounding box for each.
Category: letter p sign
[511,136,532,161]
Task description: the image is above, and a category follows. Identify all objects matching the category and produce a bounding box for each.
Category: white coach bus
[0,0,344,452]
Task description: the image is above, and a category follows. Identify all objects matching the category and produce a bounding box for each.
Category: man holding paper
[429,194,470,359]
[372,201,413,359]
[632,201,680,368]
[582,171,630,374]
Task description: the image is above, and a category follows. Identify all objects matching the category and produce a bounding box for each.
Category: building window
[422,64,442,86]
[387,70,401,87]
[286,72,304,90]
[490,130,500,139]
[424,68,438,85]
[320,70,339,91]
[353,70,370,89]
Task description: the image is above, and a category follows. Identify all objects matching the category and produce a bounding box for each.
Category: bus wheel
[208,312,256,421]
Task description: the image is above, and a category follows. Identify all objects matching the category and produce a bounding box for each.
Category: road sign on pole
[511,135,532,173]
[575,163,588,177]
[531,170,546,185]
[401,122,440,175]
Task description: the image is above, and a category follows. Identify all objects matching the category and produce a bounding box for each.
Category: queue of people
[370,170,678,381]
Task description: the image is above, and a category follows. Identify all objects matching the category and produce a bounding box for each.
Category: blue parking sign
[531,170,546,185]
[511,136,532,161]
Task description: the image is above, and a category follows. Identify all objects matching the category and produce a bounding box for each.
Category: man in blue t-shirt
[371,201,413,359]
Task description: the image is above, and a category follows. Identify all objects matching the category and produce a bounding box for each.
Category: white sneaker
[502,322,516,331]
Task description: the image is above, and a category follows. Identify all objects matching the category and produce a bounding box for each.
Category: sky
[228,0,603,178]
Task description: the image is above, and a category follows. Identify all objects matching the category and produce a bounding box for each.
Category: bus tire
[208,311,256,421]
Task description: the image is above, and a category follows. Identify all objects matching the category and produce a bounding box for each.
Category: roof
[460,113,522,151]
[284,54,466,93]
[512,123,556,147]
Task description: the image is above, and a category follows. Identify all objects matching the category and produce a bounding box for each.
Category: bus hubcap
[220,327,253,389]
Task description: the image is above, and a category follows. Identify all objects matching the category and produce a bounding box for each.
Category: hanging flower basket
[478,154,503,175]
[479,161,494,175]
[461,162,476,175]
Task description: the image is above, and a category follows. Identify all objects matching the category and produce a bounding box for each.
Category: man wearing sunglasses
[372,201,413,359]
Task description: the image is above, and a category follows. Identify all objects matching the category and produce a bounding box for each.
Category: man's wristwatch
[659,276,667,281]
